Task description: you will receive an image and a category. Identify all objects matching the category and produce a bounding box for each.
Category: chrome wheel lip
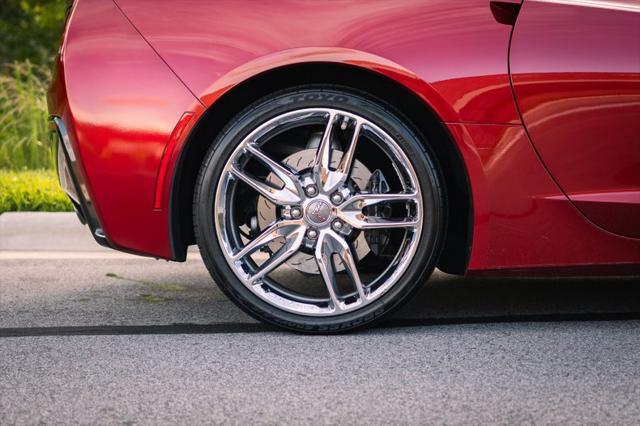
[214,107,424,317]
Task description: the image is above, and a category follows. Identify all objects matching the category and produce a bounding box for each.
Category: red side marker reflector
[154,112,194,210]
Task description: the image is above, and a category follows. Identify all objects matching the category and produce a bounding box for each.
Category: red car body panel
[450,122,640,272]
[114,0,522,125]
[510,0,640,238]
[48,0,640,273]
[49,0,204,258]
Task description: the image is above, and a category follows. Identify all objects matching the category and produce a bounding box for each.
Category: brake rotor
[257,148,372,274]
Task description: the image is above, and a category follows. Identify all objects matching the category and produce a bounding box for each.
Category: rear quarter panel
[55,0,202,257]
[114,0,521,124]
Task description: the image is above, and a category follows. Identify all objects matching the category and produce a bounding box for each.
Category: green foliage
[0,0,69,66]
[0,169,73,213]
[0,2,73,211]
[0,61,54,170]
[0,0,67,172]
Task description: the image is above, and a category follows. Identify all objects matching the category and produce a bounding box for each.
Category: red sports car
[49,0,640,331]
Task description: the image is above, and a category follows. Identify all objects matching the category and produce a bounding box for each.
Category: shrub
[0,61,54,170]
[0,169,72,213]
[0,0,69,67]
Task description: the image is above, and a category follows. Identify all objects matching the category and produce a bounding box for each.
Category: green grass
[0,169,72,213]
[0,61,54,170]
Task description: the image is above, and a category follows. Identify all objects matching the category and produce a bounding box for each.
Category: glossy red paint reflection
[115,0,522,124]
[511,0,640,238]
[448,123,640,271]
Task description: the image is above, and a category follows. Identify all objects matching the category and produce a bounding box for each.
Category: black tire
[194,85,445,333]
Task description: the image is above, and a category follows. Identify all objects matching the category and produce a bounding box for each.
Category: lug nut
[305,184,318,197]
[331,192,343,205]
[332,220,344,231]
[291,207,303,219]
[307,229,318,240]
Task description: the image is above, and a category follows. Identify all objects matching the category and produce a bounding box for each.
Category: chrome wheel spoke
[312,114,364,193]
[331,232,367,302]
[232,220,303,261]
[315,231,366,310]
[323,120,364,193]
[248,225,306,284]
[315,232,345,312]
[333,120,362,187]
[339,192,419,230]
[230,165,301,205]
[245,143,302,200]
[312,111,337,191]
[339,212,419,230]
[342,192,419,209]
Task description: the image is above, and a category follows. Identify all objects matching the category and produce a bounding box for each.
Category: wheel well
[170,62,472,274]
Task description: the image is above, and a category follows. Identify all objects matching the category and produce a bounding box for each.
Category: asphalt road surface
[1,213,639,424]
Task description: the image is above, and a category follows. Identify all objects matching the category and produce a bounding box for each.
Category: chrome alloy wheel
[214,108,423,316]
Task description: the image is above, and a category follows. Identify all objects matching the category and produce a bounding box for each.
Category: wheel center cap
[305,200,332,225]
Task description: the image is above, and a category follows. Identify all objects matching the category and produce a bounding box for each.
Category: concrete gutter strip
[0,212,200,260]
[0,212,107,252]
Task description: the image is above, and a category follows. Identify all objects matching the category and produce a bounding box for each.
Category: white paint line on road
[0,251,202,260]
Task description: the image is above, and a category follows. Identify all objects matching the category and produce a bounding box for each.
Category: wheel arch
[169,61,472,274]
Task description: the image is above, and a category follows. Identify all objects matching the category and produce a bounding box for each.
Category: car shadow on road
[1,311,640,338]
[2,272,639,337]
